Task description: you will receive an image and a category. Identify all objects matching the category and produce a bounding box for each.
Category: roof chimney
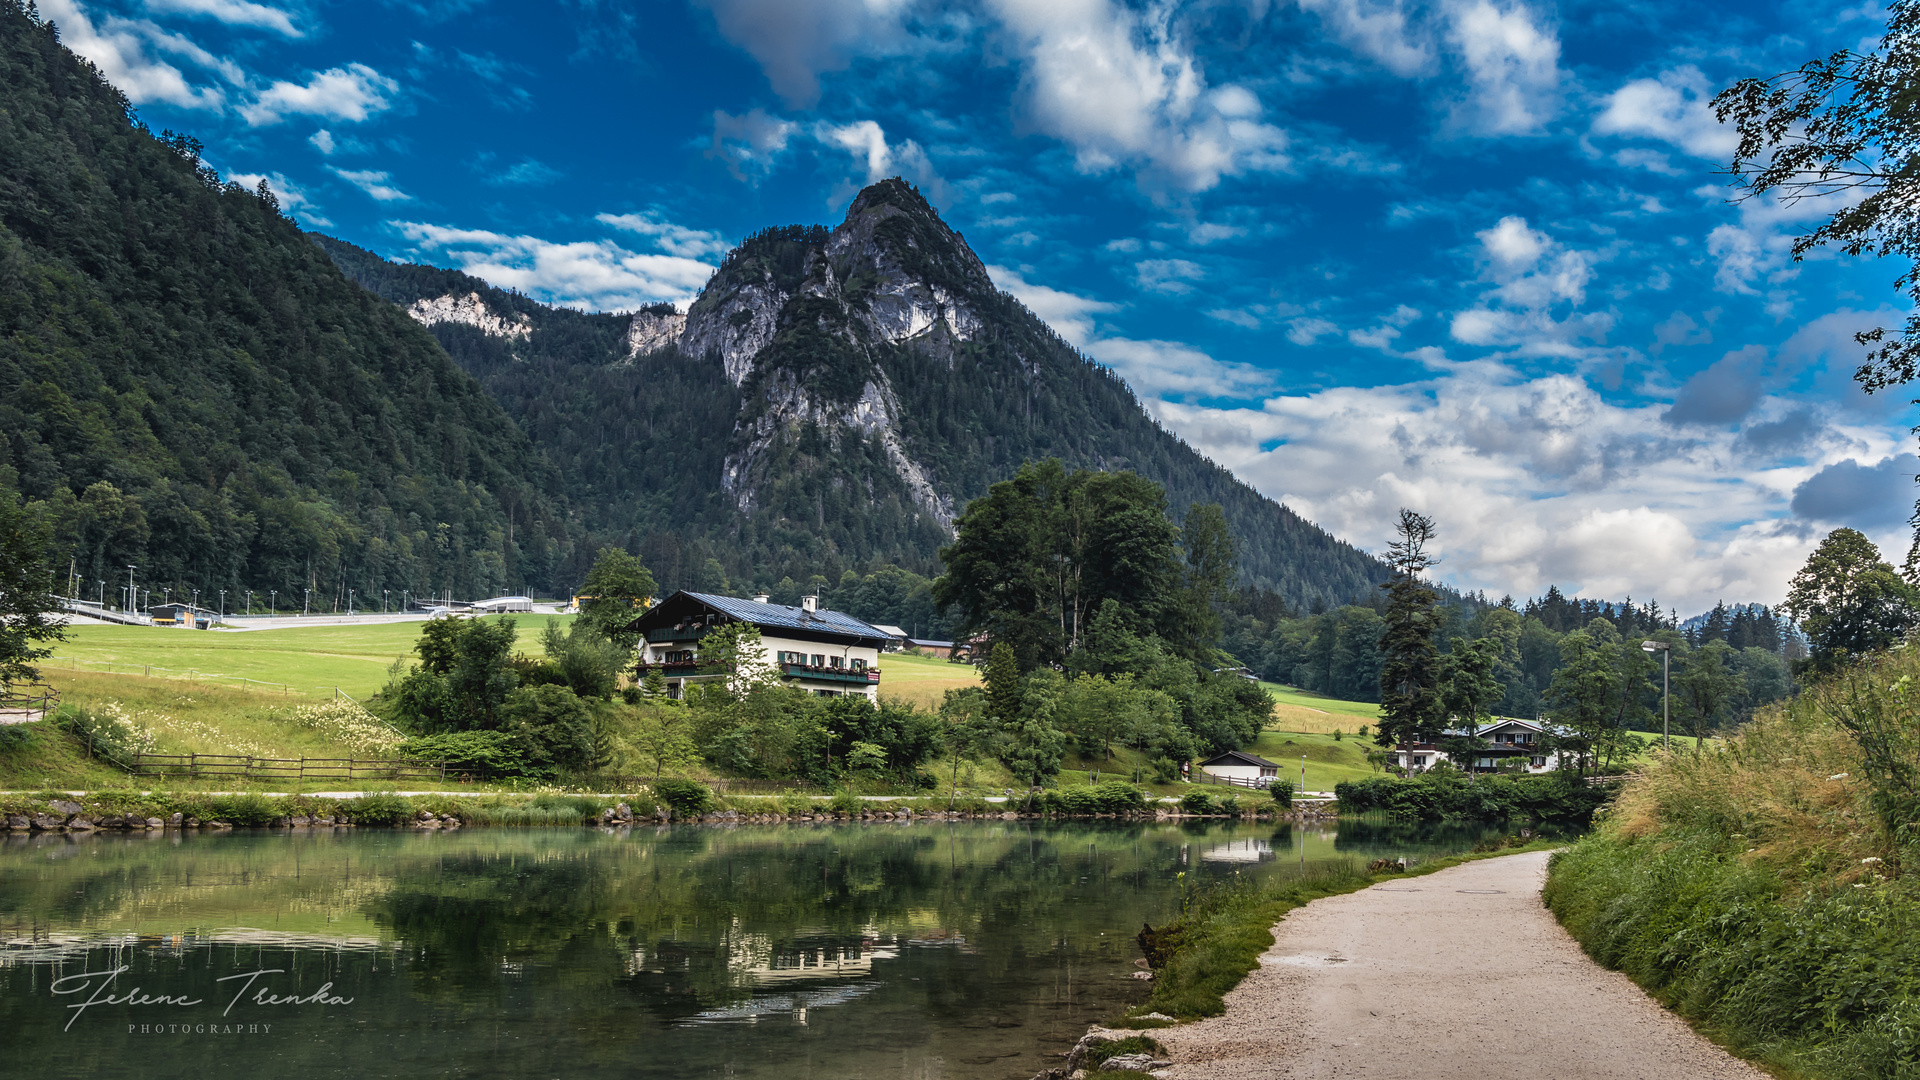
[801,594,818,614]
[752,592,770,604]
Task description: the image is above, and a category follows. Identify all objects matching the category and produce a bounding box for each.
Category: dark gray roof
[683,592,888,642]
[1198,750,1279,768]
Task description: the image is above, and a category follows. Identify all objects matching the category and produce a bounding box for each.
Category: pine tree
[1376,509,1445,759]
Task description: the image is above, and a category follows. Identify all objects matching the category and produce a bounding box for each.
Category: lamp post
[303,587,310,617]
[348,588,356,615]
[126,565,136,614]
[97,580,104,608]
[383,589,389,614]
[269,589,277,616]
[1641,640,1672,751]
[218,589,225,622]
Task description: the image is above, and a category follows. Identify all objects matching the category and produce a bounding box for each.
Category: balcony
[780,663,881,685]
[645,627,712,643]
[635,660,729,678]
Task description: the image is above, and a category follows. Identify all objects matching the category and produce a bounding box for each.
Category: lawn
[45,614,564,700]
[877,650,981,709]
[1259,681,1383,734]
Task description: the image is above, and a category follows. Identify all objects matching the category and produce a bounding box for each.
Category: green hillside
[0,4,574,607]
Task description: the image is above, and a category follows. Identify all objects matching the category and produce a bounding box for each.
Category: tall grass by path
[1543,650,1920,1080]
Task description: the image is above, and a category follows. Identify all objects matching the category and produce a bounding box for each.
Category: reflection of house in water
[1200,838,1277,864]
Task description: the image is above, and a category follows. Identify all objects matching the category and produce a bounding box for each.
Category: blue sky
[42,0,1915,613]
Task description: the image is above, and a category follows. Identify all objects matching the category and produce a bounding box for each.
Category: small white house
[1196,750,1280,787]
[1390,719,1571,774]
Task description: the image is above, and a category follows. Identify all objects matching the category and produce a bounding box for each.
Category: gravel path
[1150,850,1765,1080]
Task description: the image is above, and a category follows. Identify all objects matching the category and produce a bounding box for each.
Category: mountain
[322,181,1394,608]
[0,3,571,607]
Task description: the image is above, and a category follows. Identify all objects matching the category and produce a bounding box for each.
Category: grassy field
[45,615,563,700]
[1260,681,1383,734]
[877,650,981,709]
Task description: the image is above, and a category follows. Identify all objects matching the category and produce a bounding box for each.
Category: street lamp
[218,589,225,622]
[269,589,277,616]
[303,587,311,617]
[126,565,136,614]
[383,589,389,614]
[97,580,104,608]
[1641,640,1672,751]
[348,588,356,615]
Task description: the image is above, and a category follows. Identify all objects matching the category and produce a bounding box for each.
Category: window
[812,654,826,667]
[1413,755,1429,766]
[1531,756,1547,767]
[830,655,844,669]
[851,658,866,671]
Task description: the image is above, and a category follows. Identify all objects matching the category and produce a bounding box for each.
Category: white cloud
[226,170,328,225]
[1295,0,1433,77]
[145,0,300,37]
[242,64,399,126]
[1444,0,1561,135]
[1133,257,1206,295]
[330,167,411,202]
[597,211,731,259]
[39,0,225,110]
[1448,215,1603,352]
[693,0,915,107]
[986,264,1116,345]
[1592,66,1737,162]
[707,108,796,181]
[990,263,1267,399]
[309,128,336,154]
[1151,363,1912,611]
[393,222,719,312]
[1287,317,1340,345]
[816,120,944,199]
[985,0,1291,192]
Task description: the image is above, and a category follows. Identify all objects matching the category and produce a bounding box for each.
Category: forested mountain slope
[0,2,569,607]
[325,180,1393,608]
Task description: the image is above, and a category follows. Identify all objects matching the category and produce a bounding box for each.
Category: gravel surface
[1151,850,1766,1080]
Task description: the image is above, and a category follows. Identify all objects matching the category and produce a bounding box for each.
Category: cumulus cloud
[1287,317,1340,345]
[816,120,945,200]
[986,0,1291,192]
[39,0,227,109]
[1444,0,1561,135]
[986,264,1116,345]
[330,167,411,202]
[145,0,300,36]
[707,108,796,181]
[1592,66,1737,163]
[1151,364,1910,611]
[1664,344,1768,426]
[1448,215,1603,352]
[1295,0,1433,77]
[241,63,399,126]
[1791,455,1920,530]
[392,222,719,312]
[597,211,731,259]
[693,0,915,107]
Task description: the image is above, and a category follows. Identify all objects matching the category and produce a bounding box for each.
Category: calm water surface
[0,819,1524,1079]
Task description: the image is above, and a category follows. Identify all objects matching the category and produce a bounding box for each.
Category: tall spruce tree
[1376,509,1445,757]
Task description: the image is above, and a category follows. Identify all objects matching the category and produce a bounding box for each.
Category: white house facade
[1389,719,1572,774]
[1196,750,1281,787]
[625,591,888,700]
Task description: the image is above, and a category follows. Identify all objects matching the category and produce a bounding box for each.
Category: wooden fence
[0,683,58,725]
[132,753,445,782]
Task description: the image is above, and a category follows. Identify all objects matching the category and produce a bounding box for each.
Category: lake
[0,819,1529,1079]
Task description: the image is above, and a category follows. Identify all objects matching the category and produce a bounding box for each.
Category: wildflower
[1829,773,1850,781]
[1862,857,1884,865]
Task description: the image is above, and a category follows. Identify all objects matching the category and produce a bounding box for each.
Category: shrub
[1217,795,1241,816]
[1153,756,1180,784]
[401,731,530,776]
[1179,791,1215,815]
[346,791,413,826]
[828,789,863,814]
[202,793,277,826]
[652,778,714,814]
[291,699,402,754]
[1270,780,1294,808]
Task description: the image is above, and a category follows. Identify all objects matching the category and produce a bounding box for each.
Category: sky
[40,0,1917,616]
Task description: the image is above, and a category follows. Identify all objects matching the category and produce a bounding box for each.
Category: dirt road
[1152,850,1765,1080]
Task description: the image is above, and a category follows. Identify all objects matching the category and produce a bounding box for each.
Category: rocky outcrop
[406,292,532,339]
[625,308,687,358]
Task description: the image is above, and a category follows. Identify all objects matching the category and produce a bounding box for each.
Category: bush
[346,791,413,826]
[1153,756,1180,784]
[1180,791,1216,815]
[400,731,530,776]
[1333,773,1614,821]
[201,792,277,826]
[651,778,714,814]
[1217,795,1241,816]
[1270,779,1294,808]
